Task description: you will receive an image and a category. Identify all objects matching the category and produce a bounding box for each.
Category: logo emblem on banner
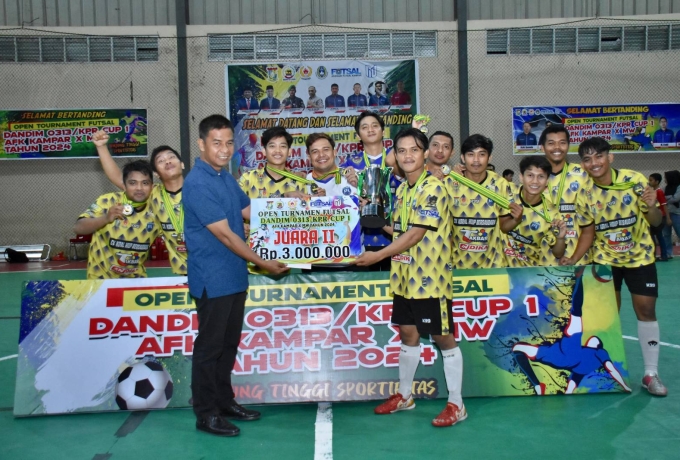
[366,65,378,78]
[282,65,296,80]
[316,66,328,79]
[300,65,313,79]
[266,65,279,81]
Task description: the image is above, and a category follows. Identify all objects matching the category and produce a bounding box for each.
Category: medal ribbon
[161,187,184,234]
[400,170,429,231]
[523,189,552,223]
[551,163,569,207]
[266,165,316,185]
[363,148,386,170]
[447,171,510,209]
[121,194,147,208]
[312,168,343,184]
[597,169,649,211]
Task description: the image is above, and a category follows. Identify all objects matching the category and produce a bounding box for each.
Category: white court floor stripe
[314,402,333,460]
[623,335,680,350]
[0,354,18,362]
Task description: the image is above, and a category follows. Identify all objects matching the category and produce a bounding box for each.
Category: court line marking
[0,354,18,362]
[623,335,680,350]
[314,402,333,460]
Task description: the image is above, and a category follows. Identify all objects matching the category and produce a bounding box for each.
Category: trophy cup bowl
[359,165,391,229]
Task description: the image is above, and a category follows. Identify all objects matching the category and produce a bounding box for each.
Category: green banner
[0,109,147,159]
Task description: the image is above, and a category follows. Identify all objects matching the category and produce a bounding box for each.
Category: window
[0,35,158,63]
[209,31,437,61]
[488,24,676,55]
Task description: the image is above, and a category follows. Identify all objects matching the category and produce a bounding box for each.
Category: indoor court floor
[0,260,678,460]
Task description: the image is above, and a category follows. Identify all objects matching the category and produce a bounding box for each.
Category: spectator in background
[663,170,680,260]
[649,173,670,261]
[502,169,515,183]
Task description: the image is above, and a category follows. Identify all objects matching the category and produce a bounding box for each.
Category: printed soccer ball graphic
[115,361,174,410]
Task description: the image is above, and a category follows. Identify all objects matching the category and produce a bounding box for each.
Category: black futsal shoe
[220,400,261,421]
[196,415,240,436]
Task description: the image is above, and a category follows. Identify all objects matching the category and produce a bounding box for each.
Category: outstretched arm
[92,130,125,189]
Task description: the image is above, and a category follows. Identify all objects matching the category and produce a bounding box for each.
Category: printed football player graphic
[624,126,654,151]
[512,266,631,395]
[249,224,270,252]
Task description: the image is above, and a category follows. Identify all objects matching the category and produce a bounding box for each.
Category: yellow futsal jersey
[449,171,513,269]
[79,192,160,279]
[546,163,594,264]
[238,167,303,198]
[390,174,452,300]
[588,169,655,268]
[148,184,187,275]
[505,190,561,267]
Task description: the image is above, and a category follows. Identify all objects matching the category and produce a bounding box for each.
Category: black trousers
[191,290,247,419]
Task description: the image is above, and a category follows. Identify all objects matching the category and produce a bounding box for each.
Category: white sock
[441,347,463,407]
[637,321,660,376]
[398,344,421,399]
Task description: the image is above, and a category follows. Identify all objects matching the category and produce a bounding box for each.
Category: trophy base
[360,204,387,229]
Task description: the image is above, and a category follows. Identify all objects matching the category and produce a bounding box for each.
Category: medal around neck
[122,204,133,216]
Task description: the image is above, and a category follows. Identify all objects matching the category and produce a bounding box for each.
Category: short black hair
[150,145,181,173]
[650,173,662,183]
[539,124,570,146]
[266,85,273,90]
[519,156,551,175]
[331,83,339,88]
[306,132,335,150]
[243,86,253,92]
[199,115,233,141]
[123,160,153,183]
[261,126,293,148]
[502,169,514,177]
[429,131,454,147]
[461,134,493,156]
[394,128,429,152]
[578,136,610,158]
[660,116,668,122]
[354,111,385,134]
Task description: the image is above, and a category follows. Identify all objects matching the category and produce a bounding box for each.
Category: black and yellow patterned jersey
[238,167,303,198]
[504,190,561,267]
[588,169,655,268]
[148,184,186,275]
[546,163,594,264]
[390,174,452,300]
[79,192,160,279]
[448,171,513,269]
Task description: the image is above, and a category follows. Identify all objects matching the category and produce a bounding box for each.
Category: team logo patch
[342,186,351,195]
[146,223,154,232]
[530,221,540,231]
[570,181,579,192]
[426,195,438,208]
[622,194,633,205]
[607,197,617,206]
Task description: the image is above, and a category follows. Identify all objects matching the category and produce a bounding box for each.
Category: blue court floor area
[0,263,678,460]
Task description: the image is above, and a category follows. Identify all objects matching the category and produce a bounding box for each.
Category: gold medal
[122,204,133,216]
[310,183,320,194]
[632,183,649,212]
